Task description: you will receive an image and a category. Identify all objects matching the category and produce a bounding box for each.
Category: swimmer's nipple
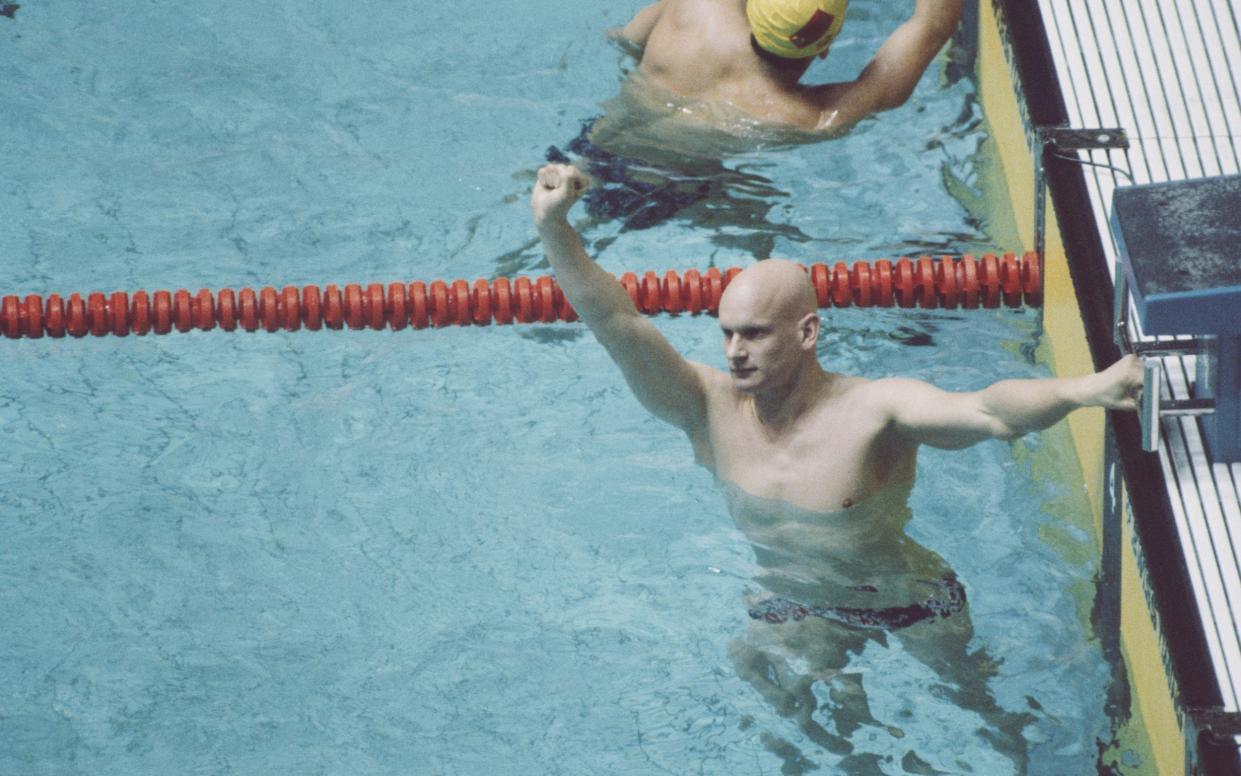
[841,497,854,509]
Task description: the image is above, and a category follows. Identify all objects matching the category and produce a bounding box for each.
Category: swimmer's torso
[693,371,917,514]
[693,370,952,609]
[633,0,835,132]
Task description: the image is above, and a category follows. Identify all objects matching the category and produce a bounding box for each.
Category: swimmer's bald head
[719,259,818,325]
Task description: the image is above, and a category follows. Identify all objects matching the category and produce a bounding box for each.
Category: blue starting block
[1111,173,1241,462]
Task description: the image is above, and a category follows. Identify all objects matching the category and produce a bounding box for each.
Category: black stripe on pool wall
[991,1,1239,773]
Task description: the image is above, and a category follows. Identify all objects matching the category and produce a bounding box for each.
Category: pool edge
[975,1,1185,772]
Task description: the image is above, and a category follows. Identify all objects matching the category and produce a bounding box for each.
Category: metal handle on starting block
[1140,359,1162,452]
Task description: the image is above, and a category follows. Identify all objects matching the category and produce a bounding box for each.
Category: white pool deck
[1037,0,1241,764]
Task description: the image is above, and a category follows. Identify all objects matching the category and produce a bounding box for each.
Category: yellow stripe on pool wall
[1123,486,1186,776]
[975,0,1180,771]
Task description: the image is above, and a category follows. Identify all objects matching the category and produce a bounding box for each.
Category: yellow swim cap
[747,0,848,59]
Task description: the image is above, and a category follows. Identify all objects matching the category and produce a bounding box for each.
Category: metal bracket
[1186,706,1241,741]
[1033,126,1130,263]
[1113,254,1215,452]
[1040,127,1130,151]
[1138,361,1216,451]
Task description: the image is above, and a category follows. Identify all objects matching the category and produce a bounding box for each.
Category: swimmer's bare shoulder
[639,0,752,76]
[849,375,927,429]
[696,362,744,415]
[806,375,920,459]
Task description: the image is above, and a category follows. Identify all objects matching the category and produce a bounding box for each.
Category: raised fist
[531,163,590,229]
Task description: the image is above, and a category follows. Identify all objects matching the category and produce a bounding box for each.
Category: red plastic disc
[704,268,723,314]
[367,283,387,329]
[810,263,830,308]
[216,289,237,331]
[831,262,851,308]
[1021,252,1043,307]
[1000,253,1022,308]
[663,270,683,315]
[238,288,259,332]
[980,254,1001,309]
[872,260,894,307]
[148,290,171,332]
[24,295,45,339]
[281,286,301,331]
[109,291,130,336]
[409,281,429,329]
[128,292,149,336]
[320,285,342,329]
[513,277,534,324]
[641,271,661,314]
[429,280,451,327]
[259,287,280,332]
[536,276,556,323]
[935,258,959,309]
[193,289,215,331]
[88,292,109,336]
[724,267,742,289]
[44,294,66,337]
[958,256,980,309]
[894,258,916,308]
[169,290,191,333]
[151,291,172,335]
[470,279,491,325]
[683,269,703,314]
[388,282,408,330]
[1,296,20,339]
[489,278,510,325]
[850,261,873,307]
[301,286,321,330]
[343,283,365,330]
[454,278,471,322]
[913,257,936,309]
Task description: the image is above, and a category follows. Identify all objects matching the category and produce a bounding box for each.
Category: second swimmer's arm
[809,0,964,131]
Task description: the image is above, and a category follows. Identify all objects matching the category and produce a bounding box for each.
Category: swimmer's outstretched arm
[874,354,1144,450]
[609,1,665,52]
[531,163,710,433]
[809,0,965,131]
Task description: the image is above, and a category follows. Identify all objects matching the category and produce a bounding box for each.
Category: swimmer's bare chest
[695,388,915,512]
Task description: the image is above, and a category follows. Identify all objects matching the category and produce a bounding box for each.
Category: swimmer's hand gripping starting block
[0,252,1041,339]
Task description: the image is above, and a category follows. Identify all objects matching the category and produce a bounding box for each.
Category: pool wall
[976,1,1179,772]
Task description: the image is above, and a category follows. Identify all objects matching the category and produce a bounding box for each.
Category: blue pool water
[2,1,1137,774]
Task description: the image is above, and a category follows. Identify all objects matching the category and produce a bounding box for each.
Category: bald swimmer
[612,0,966,134]
[531,163,1143,766]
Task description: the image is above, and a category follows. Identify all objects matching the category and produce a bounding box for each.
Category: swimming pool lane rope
[0,252,1041,339]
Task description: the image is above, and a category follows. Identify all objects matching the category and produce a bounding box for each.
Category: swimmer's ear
[799,312,820,349]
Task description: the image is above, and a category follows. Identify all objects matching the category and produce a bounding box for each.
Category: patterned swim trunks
[748,574,967,630]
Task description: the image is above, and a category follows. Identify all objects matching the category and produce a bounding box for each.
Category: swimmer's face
[718,267,819,394]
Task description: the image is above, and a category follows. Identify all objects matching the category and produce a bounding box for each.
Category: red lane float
[0,252,1043,339]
